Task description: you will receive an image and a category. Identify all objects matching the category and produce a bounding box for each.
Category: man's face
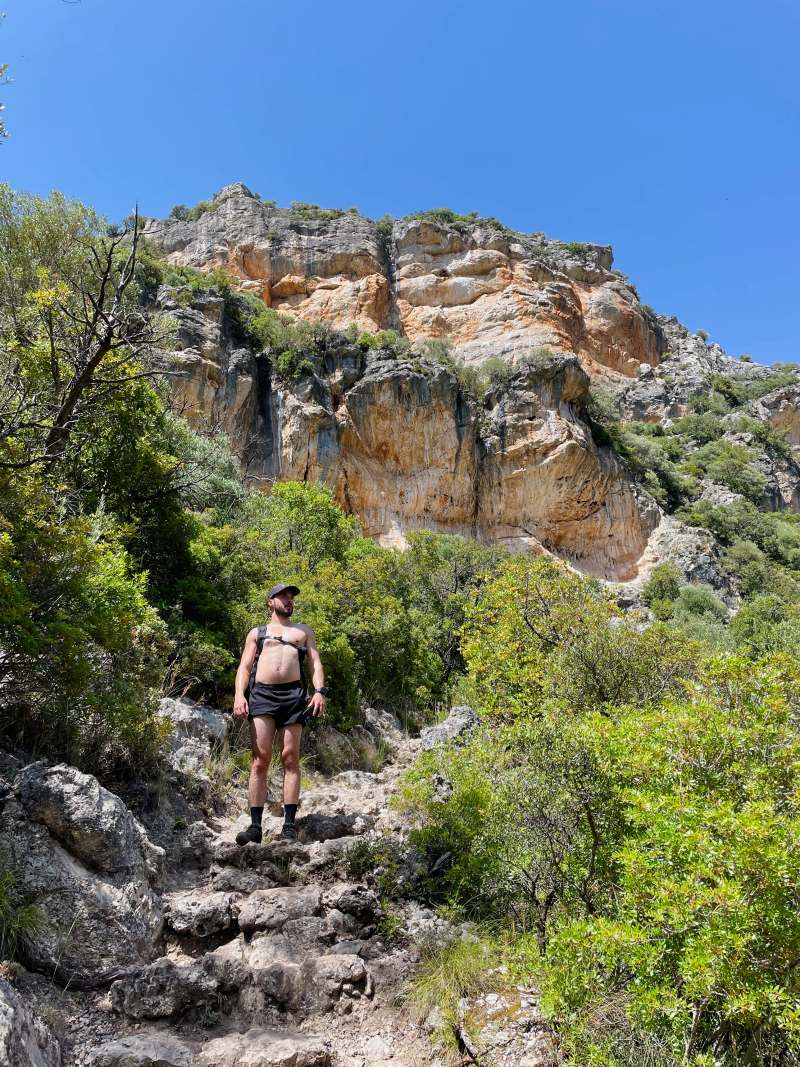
[270,592,294,617]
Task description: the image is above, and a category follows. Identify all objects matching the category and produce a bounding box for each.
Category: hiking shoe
[235,824,263,846]
[279,823,298,842]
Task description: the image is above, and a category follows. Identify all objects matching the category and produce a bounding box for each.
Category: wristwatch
[315,686,331,697]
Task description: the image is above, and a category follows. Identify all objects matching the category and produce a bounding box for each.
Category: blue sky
[2,0,799,364]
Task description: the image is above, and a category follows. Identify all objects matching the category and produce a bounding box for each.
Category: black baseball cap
[268,582,300,599]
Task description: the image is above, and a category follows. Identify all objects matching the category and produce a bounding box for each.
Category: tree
[0,186,164,472]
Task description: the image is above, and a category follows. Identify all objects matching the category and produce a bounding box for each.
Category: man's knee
[252,750,270,774]
[282,747,300,774]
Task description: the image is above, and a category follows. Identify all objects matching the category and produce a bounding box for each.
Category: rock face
[144,184,800,584]
[156,297,660,579]
[0,978,61,1067]
[146,183,663,376]
[1,767,164,985]
[16,762,163,878]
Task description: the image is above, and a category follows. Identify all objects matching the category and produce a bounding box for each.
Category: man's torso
[254,624,308,686]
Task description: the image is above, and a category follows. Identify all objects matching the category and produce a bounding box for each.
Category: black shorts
[248,681,312,728]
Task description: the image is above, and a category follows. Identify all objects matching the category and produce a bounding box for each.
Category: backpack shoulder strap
[248,625,269,695]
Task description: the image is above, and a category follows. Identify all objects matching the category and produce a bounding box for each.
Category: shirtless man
[232,582,329,843]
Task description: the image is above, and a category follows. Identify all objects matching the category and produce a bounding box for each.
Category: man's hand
[233,693,249,720]
[308,692,327,718]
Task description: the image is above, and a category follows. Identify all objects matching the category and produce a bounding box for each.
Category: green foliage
[356,328,410,357]
[683,440,768,502]
[543,655,800,1066]
[460,556,697,720]
[403,207,480,230]
[420,340,484,397]
[0,858,42,961]
[289,201,349,222]
[480,355,515,390]
[273,349,314,381]
[641,562,682,607]
[691,368,800,411]
[678,499,800,571]
[561,241,590,254]
[168,197,215,222]
[374,214,394,239]
[410,934,504,1046]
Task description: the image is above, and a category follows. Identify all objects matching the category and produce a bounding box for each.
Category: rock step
[87,1029,330,1067]
[110,948,372,1022]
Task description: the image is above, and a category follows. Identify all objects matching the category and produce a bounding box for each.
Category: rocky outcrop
[88,1035,192,1067]
[146,183,663,377]
[420,705,477,751]
[1,766,164,986]
[16,762,163,879]
[0,978,61,1067]
[158,697,229,778]
[197,1030,330,1067]
[158,296,661,579]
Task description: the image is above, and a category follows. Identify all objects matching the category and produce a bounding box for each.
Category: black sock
[283,803,297,826]
[250,806,264,827]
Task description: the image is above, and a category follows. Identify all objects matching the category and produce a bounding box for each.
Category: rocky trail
[1,701,553,1067]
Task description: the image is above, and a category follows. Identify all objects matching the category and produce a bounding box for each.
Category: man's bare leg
[248,715,277,806]
[279,724,303,839]
[236,715,277,845]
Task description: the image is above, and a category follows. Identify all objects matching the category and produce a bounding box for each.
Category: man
[232,582,329,843]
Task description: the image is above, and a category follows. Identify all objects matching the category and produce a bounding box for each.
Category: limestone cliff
[147,183,799,587]
[161,282,658,580]
[146,183,663,378]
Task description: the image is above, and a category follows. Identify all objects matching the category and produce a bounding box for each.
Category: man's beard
[274,603,293,617]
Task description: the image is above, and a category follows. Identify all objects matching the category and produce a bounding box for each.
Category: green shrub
[683,440,768,503]
[640,562,682,607]
[356,329,410,357]
[289,201,347,222]
[670,583,728,622]
[0,859,42,961]
[273,349,314,381]
[543,654,800,1066]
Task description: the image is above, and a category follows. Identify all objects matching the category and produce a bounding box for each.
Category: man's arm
[303,626,327,717]
[233,627,259,719]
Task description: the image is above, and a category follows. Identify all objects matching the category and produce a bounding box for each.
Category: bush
[684,440,768,503]
[640,562,682,607]
[273,349,314,381]
[0,859,42,961]
[289,201,347,222]
[543,655,800,1066]
[356,329,410,357]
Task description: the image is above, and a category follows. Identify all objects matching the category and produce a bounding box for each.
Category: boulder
[0,978,61,1067]
[87,1035,193,1067]
[163,889,241,938]
[305,953,368,1003]
[197,1030,329,1067]
[158,698,228,743]
[420,706,478,751]
[296,813,373,843]
[237,887,322,935]
[15,762,163,879]
[110,958,218,1020]
[323,885,382,925]
[0,800,163,985]
[362,708,403,747]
